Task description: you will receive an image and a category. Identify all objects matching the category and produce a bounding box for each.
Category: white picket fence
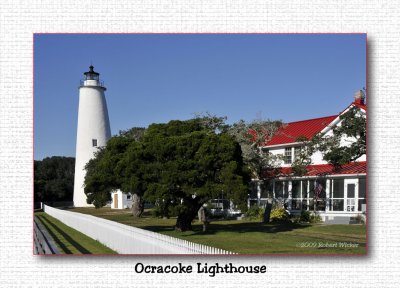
[43,205,236,255]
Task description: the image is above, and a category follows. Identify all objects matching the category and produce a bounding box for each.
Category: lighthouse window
[92,139,97,147]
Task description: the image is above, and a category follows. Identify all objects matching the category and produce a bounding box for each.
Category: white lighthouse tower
[73,65,111,207]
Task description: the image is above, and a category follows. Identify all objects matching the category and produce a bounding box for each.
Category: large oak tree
[84,118,250,231]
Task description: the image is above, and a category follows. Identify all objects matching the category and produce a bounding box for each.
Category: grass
[68,207,367,255]
[35,212,117,255]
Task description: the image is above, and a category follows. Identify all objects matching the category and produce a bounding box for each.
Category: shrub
[269,208,290,222]
[291,215,301,224]
[151,203,182,218]
[245,206,265,221]
[355,214,366,225]
[309,213,322,223]
[151,205,166,218]
[300,210,311,222]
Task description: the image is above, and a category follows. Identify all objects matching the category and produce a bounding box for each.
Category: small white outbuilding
[110,190,133,209]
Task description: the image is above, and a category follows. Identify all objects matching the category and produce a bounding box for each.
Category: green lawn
[68,207,366,255]
[35,212,117,255]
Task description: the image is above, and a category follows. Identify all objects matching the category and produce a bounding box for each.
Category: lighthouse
[73,65,111,207]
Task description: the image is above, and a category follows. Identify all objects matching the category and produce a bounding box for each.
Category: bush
[269,208,290,223]
[151,203,182,218]
[309,213,322,223]
[355,214,366,225]
[291,215,301,224]
[300,210,311,222]
[151,205,166,218]
[245,206,265,221]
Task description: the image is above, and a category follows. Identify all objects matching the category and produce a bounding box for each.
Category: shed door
[114,194,118,209]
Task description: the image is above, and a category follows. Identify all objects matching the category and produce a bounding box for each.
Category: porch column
[287,180,292,210]
[325,179,330,212]
[272,180,275,199]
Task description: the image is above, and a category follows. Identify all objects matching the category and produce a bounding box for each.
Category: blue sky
[34,33,366,160]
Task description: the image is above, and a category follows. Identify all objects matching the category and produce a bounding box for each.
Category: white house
[110,190,133,209]
[250,91,367,223]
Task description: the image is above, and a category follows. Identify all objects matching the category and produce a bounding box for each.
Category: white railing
[43,205,236,255]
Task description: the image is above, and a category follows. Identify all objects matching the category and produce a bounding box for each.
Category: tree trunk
[131,193,144,218]
[263,199,272,223]
[175,197,202,232]
[198,206,209,232]
[175,212,195,232]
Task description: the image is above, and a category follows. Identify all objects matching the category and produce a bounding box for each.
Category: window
[249,181,258,198]
[308,180,314,199]
[311,179,326,211]
[301,181,309,210]
[294,146,302,160]
[275,181,283,198]
[92,139,97,147]
[346,183,356,212]
[274,181,288,199]
[347,184,355,198]
[358,178,366,211]
[260,181,273,198]
[291,181,302,210]
[274,181,289,208]
[284,147,292,164]
[330,179,344,211]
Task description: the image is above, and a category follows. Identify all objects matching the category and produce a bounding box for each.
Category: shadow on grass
[37,215,92,254]
[140,220,311,236]
[36,215,72,254]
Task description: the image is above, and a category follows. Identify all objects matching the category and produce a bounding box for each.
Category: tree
[34,156,75,203]
[298,105,367,170]
[118,127,146,141]
[141,119,250,231]
[227,119,284,222]
[84,127,148,215]
[117,127,147,216]
[228,119,283,179]
[83,119,250,229]
[290,135,313,176]
[117,140,148,217]
[318,106,366,167]
[84,136,132,208]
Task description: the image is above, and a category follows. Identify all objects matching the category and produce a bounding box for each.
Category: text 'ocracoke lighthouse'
[73,66,111,207]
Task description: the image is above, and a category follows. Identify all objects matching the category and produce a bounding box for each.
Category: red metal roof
[278,161,367,177]
[265,115,337,146]
[351,101,367,111]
